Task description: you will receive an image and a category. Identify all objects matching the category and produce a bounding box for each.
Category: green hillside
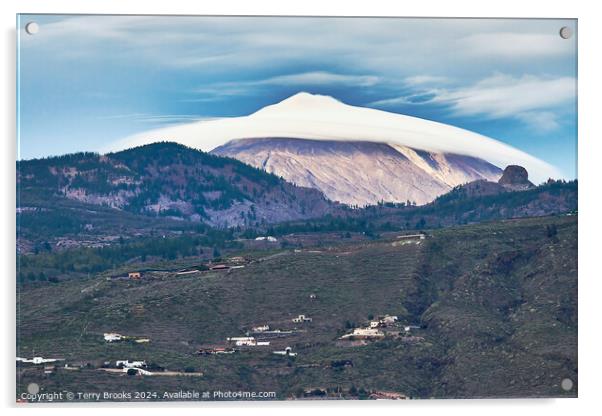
[17,215,577,400]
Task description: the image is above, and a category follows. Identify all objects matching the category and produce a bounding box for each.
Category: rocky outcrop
[498,165,535,191]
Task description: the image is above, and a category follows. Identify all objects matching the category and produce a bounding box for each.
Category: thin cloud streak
[370,73,576,132]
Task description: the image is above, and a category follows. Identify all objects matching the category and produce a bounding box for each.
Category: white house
[292,314,312,323]
[116,360,146,369]
[252,325,270,332]
[255,236,278,242]
[380,315,398,325]
[104,332,123,342]
[341,328,385,339]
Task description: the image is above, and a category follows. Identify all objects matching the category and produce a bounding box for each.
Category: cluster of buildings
[340,314,420,341]
[211,320,303,357]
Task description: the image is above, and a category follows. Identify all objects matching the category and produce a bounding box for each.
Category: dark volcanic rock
[498,165,535,191]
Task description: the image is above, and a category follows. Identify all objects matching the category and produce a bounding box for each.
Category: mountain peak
[281,91,341,105]
[252,92,344,117]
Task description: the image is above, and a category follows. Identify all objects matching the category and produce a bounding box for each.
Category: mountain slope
[212,138,502,206]
[17,142,334,229]
[17,215,577,399]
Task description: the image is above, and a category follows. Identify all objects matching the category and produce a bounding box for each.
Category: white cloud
[97,113,218,125]
[437,74,575,118]
[459,32,575,58]
[22,16,576,77]
[404,75,449,86]
[258,72,380,87]
[370,73,575,132]
[190,71,380,101]
[515,112,561,133]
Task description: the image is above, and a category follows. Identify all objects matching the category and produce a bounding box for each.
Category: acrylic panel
[16,15,577,403]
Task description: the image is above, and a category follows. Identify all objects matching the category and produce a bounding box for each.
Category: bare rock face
[498,165,535,191]
[212,138,502,206]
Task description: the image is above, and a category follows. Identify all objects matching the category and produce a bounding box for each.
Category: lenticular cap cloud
[109,92,561,183]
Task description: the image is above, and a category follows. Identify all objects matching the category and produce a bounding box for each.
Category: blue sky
[17,15,577,178]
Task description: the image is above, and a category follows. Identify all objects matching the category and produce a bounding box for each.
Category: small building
[251,325,270,332]
[197,347,236,355]
[341,328,385,340]
[104,332,123,342]
[116,360,146,369]
[255,236,278,242]
[128,272,141,280]
[379,315,398,325]
[273,347,297,357]
[292,314,312,323]
[369,321,382,328]
[209,264,230,271]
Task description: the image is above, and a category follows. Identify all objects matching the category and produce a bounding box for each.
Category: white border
[2,1,600,415]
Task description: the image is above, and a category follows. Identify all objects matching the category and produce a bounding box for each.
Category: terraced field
[17,215,577,400]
